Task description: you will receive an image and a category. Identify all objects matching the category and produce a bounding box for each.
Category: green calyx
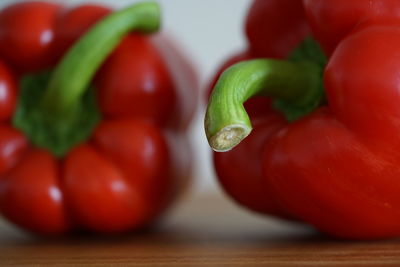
[12,2,161,157]
[273,37,327,121]
[205,37,327,152]
[13,72,100,157]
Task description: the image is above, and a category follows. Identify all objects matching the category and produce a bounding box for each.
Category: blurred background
[0,0,252,193]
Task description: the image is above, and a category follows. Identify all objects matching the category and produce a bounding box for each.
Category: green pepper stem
[41,2,160,116]
[205,59,321,152]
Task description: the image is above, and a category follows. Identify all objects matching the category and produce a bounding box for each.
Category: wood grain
[1,192,400,266]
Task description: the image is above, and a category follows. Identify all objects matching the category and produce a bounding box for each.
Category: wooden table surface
[1,192,400,266]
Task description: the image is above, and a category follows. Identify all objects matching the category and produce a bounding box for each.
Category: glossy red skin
[0,61,16,121]
[0,1,60,73]
[0,126,27,176]
[245,0,310,58]
[0,149,70,234]
[95,34,176,127]
[303,0,400,56]
[0,3,196,234]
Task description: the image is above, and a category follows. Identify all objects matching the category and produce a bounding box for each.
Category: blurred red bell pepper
[206,0,400,239]
[0,1,197,234]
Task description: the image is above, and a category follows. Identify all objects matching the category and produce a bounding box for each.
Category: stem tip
[208,124,251,152]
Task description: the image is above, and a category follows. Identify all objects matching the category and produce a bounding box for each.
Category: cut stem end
[209,124,251,152]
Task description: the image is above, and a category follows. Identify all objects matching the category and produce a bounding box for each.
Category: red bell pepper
[0,1,197,234]
[206,0,400,239]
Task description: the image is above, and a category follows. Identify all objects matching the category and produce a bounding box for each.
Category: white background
[0,0,253,192]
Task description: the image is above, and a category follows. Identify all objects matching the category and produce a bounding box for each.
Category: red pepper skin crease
[0,2,197,235]
[210,0,309,216]
[206,1,400,239]
[0,62,23,175]
[303,0,400,56]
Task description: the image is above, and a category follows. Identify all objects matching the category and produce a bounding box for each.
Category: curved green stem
[42,2,160,116]
[205,59,322,152]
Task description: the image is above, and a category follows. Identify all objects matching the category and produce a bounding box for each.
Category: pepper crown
[13,2,160,156]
